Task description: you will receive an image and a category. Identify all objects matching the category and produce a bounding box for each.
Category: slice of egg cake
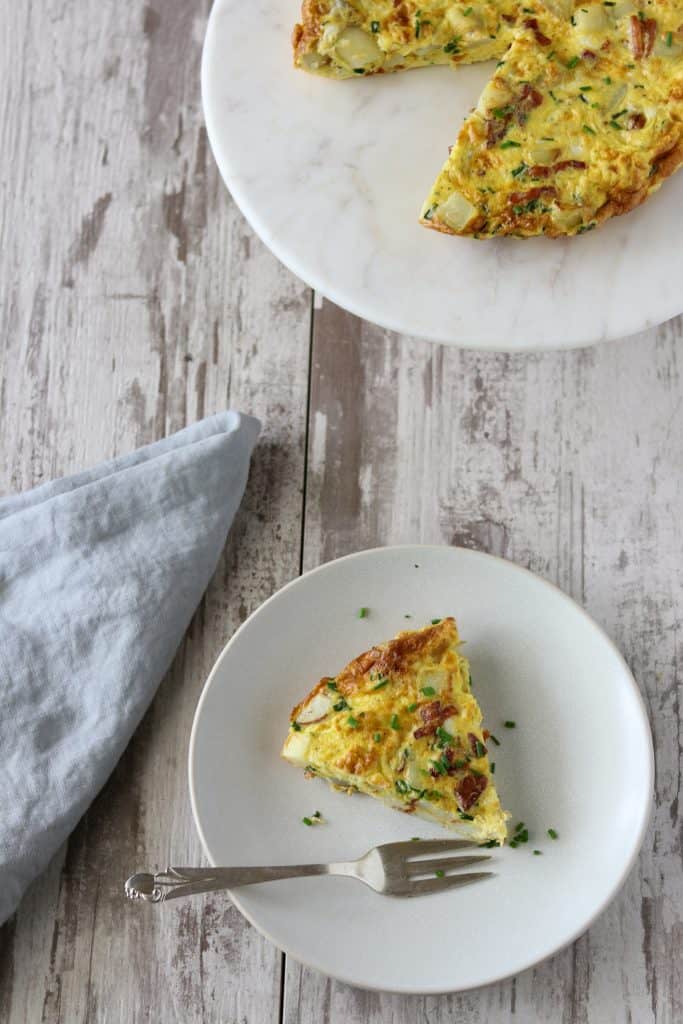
[281,618,509,844]
[292,0,522,79]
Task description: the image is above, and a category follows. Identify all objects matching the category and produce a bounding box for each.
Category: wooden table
[1,2,680,1021]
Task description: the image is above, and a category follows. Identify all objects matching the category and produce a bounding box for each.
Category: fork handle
[124,862,354,903]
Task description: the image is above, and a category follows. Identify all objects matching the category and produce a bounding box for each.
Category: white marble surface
[202,0,683,350]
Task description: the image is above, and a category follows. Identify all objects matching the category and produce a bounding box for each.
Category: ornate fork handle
[124,862,351,903]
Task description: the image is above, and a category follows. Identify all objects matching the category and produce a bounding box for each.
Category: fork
[124,839,493,902]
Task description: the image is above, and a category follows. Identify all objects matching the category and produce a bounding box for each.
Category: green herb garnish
[474,740,487,758]
[583,125,596,135]
[371,20,380,32]
[491,762,496,773]
[373,677,389,690]
[302,816,313,826]
[504,720,516,728]
[458,811,474,821]
[489,734,501,746]
[436,726,456,746]
[347,715,359,728]
[435,869,445,878]
[480,839,500,848]
[395,779,410,795]
[420,685,436,696]
[326,679,338,691]
[548,828,559,839]
[373,732,382,742]
[333,697,350,712]
[358,607,368,618]
[291,721,301,731]
[566,56,580,69]
[431,618,442,624]
[666,31,673,46]
[603,75,612,84]
[511,162,528,178]
[390,714,400,730]
[533,849,542,855]
[407,702,418,712]
[500,140,521,148]
[493,105,513,119]
[444,36,461,53]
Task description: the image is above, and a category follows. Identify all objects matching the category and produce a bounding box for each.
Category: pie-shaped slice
[281,618,509,843]
[421,0,683,237]
[293,0,522,78]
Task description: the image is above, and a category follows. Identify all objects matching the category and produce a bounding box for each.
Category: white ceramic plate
[189,546,653,994]
[201,1,683,351]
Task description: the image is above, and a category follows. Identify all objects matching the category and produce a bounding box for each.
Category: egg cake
[281,618,509,843]
[421,0,683,236]
[293,0,521,78]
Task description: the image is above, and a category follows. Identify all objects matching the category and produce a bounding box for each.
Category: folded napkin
[0,411,260,924]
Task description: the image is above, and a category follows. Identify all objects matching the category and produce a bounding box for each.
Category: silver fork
[124,839,493,902]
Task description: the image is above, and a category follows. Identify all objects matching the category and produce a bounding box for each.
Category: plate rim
[188,544,654,994]
[200,0,681,352]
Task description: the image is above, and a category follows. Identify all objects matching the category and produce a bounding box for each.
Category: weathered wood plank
[0,1,311,1022]
[286,301,683,1024]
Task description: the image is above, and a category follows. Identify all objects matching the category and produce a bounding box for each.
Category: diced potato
[653,35,683,57]
[573,4,609,35]
[435,192,478,231]
[542,0,573,19]
[552,207,584,230]
[333,27,382,68]
[478,77,513,113]
[297,691,333,723]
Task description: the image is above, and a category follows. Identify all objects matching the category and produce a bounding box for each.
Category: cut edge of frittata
[281,618,509,844]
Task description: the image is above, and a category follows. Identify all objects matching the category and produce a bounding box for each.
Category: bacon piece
[515,83,544,126]
[486,116,511,147]
[456,772,488,811]
[625,111,646,129]
[581,49,597,61]
[413,700,458,739]
[528,159,587,179]
[523,17,551,45]
[502,12,516,22]
[509,186,558,205]
[629,15,657,58]
[468,732,487,756]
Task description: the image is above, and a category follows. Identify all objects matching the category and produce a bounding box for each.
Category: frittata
[293,0,683,236]
[281,618,509,843]
[293,0,521,77]
[421,0,683,236]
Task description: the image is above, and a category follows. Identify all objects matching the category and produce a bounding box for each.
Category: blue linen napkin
[0,410,260,924]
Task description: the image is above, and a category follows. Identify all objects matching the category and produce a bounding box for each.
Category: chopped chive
[411,836,421,841]
[436,726,455,746]
[452,758,468,769]
[517,829,529,843]
[404,613,412,618]
[431,618,442,624]
[326,679,338,691]
[613,109,627,119]
[609,120,623,130]
[373,732,382,742]
[407,702,418,712]
[347,715,359,728]
[474,740,487,758]
[458,811,474,821]
[533,849,542,855]
[390,714,400,730]
[302,817,313,826]
[666,31,673,46]
[358,607,368,618]
[493,105,513,119]
[353,68,365,74]
[420,685,436,696]
[313,810,322,818]
[435,869,445,878]
[511,162,528,178]
[373,678,389,690]
[491,762,496,773]
[291,721,301,731]
[579,85,592,91]
[395,779,410,795]
[541,136,555,142]
[549,89,559,103]
[504,720,516,729]
[510,839,518,848]
[463,5,473,12]
[500,139,521,148]
[583,125,596,135]
[333,697,350,712]
[444,36,461,54]
[579,94,589,104]
[515,822,525,832]
[371,20,380,32]
[480,839,500,848]
[548,828,559,839]
[603,75,612,84]
[566,56,580,69]
[489,734,501,746]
